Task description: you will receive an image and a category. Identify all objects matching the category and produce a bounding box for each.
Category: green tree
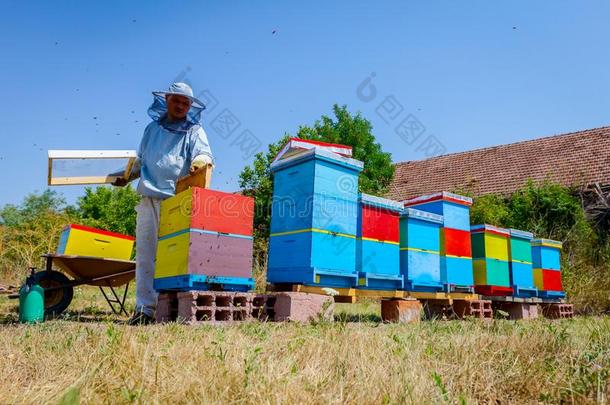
[0,190,69,227]
[239,105,394,242]
[295,105,394,194]
[76,185,140,236]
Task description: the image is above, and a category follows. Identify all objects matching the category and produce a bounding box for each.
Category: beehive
[508,229,537,297]
[531,238,561,270]
[471,225,512,295]
[154,187,255,292]
[403,192,474,291]
[399,208,444,291]
[267,147,364,287]
[532,239,565,298]
[403,192,472,232]
[57,224,134,260]
[356,193,403,290]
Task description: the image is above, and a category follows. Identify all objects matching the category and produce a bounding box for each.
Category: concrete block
[155,292,178,323]
[495,302,539,320]
[273,292,335,322]
[381,299,422,323]
[453,300,493,319]
[541,303,574,319]
[156,291,267,324]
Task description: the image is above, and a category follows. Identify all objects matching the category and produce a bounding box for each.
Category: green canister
[19,269,45,323]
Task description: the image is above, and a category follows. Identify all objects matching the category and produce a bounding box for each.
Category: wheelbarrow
[26,254,135,317]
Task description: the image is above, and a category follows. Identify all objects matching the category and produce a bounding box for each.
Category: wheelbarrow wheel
[33,270,74,317]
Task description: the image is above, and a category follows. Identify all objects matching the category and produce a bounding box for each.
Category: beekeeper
[114,82,213,325]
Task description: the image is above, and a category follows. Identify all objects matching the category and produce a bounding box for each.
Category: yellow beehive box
[57,224,134,260]
[471,224,510,261]
[155,232,190,279]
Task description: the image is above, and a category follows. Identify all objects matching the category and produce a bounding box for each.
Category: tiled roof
[386,126,610,201]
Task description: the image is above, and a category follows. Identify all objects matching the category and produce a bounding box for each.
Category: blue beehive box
[440,256,474,289]
[399,208,444,292]
[531,238,561,270]
[403,192,473,232]
[267,147,364,287]
[508,229,537,297]
[356,194,403,290]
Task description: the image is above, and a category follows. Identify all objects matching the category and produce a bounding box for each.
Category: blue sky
[1,1,609,206]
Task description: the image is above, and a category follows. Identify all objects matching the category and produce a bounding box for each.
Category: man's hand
[112,177,128,187]
[190,154,214,173]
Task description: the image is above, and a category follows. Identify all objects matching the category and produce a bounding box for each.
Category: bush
[0,191,78,283]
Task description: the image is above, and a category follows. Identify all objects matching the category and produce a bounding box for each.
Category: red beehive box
[359,203,400,242]
[159,188,254,238]
[543,269,563,291]
[440,228,472,258]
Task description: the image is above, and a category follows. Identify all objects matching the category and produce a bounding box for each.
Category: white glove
[190,154,214,172]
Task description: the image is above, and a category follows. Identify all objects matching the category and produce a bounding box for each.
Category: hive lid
[402,191,473,207]
[400,208,444,224]
[63,224,135,241]
[531,238,563,249]
[273,138,353,164]
[508,228,534,240]
[359,193,403,212]
[270,147,364,173]
[471,224,510,236]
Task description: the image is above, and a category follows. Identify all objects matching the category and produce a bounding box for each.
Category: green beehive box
[509,230,533,263]
[473,258,511,287]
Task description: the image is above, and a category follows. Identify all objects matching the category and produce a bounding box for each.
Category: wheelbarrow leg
[99,281,130,316]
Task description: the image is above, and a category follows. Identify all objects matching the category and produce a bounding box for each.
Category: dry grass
[1,290,609,404]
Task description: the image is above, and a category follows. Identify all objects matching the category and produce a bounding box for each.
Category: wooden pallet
[481,295,543,304]
[269,284,479,304]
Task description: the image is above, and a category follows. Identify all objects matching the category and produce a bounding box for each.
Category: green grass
[1,288,610,403]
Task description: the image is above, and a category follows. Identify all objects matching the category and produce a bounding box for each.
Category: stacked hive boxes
[508,229,537,297]
[471,224,513,296]
[403,192,474,292]
[57,224,135,260]
[399,208,444,291]
[153,187,255,292]
[356,193,403,290]
[532,239,565,298]
[267,146,364,287]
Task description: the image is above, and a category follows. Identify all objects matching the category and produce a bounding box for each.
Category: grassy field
[1,288,609,404]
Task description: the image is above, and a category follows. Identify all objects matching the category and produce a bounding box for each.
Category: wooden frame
[175,164,213,193]
[48,150,137,186]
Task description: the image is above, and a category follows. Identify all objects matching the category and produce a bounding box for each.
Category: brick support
[381,299,422,323]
